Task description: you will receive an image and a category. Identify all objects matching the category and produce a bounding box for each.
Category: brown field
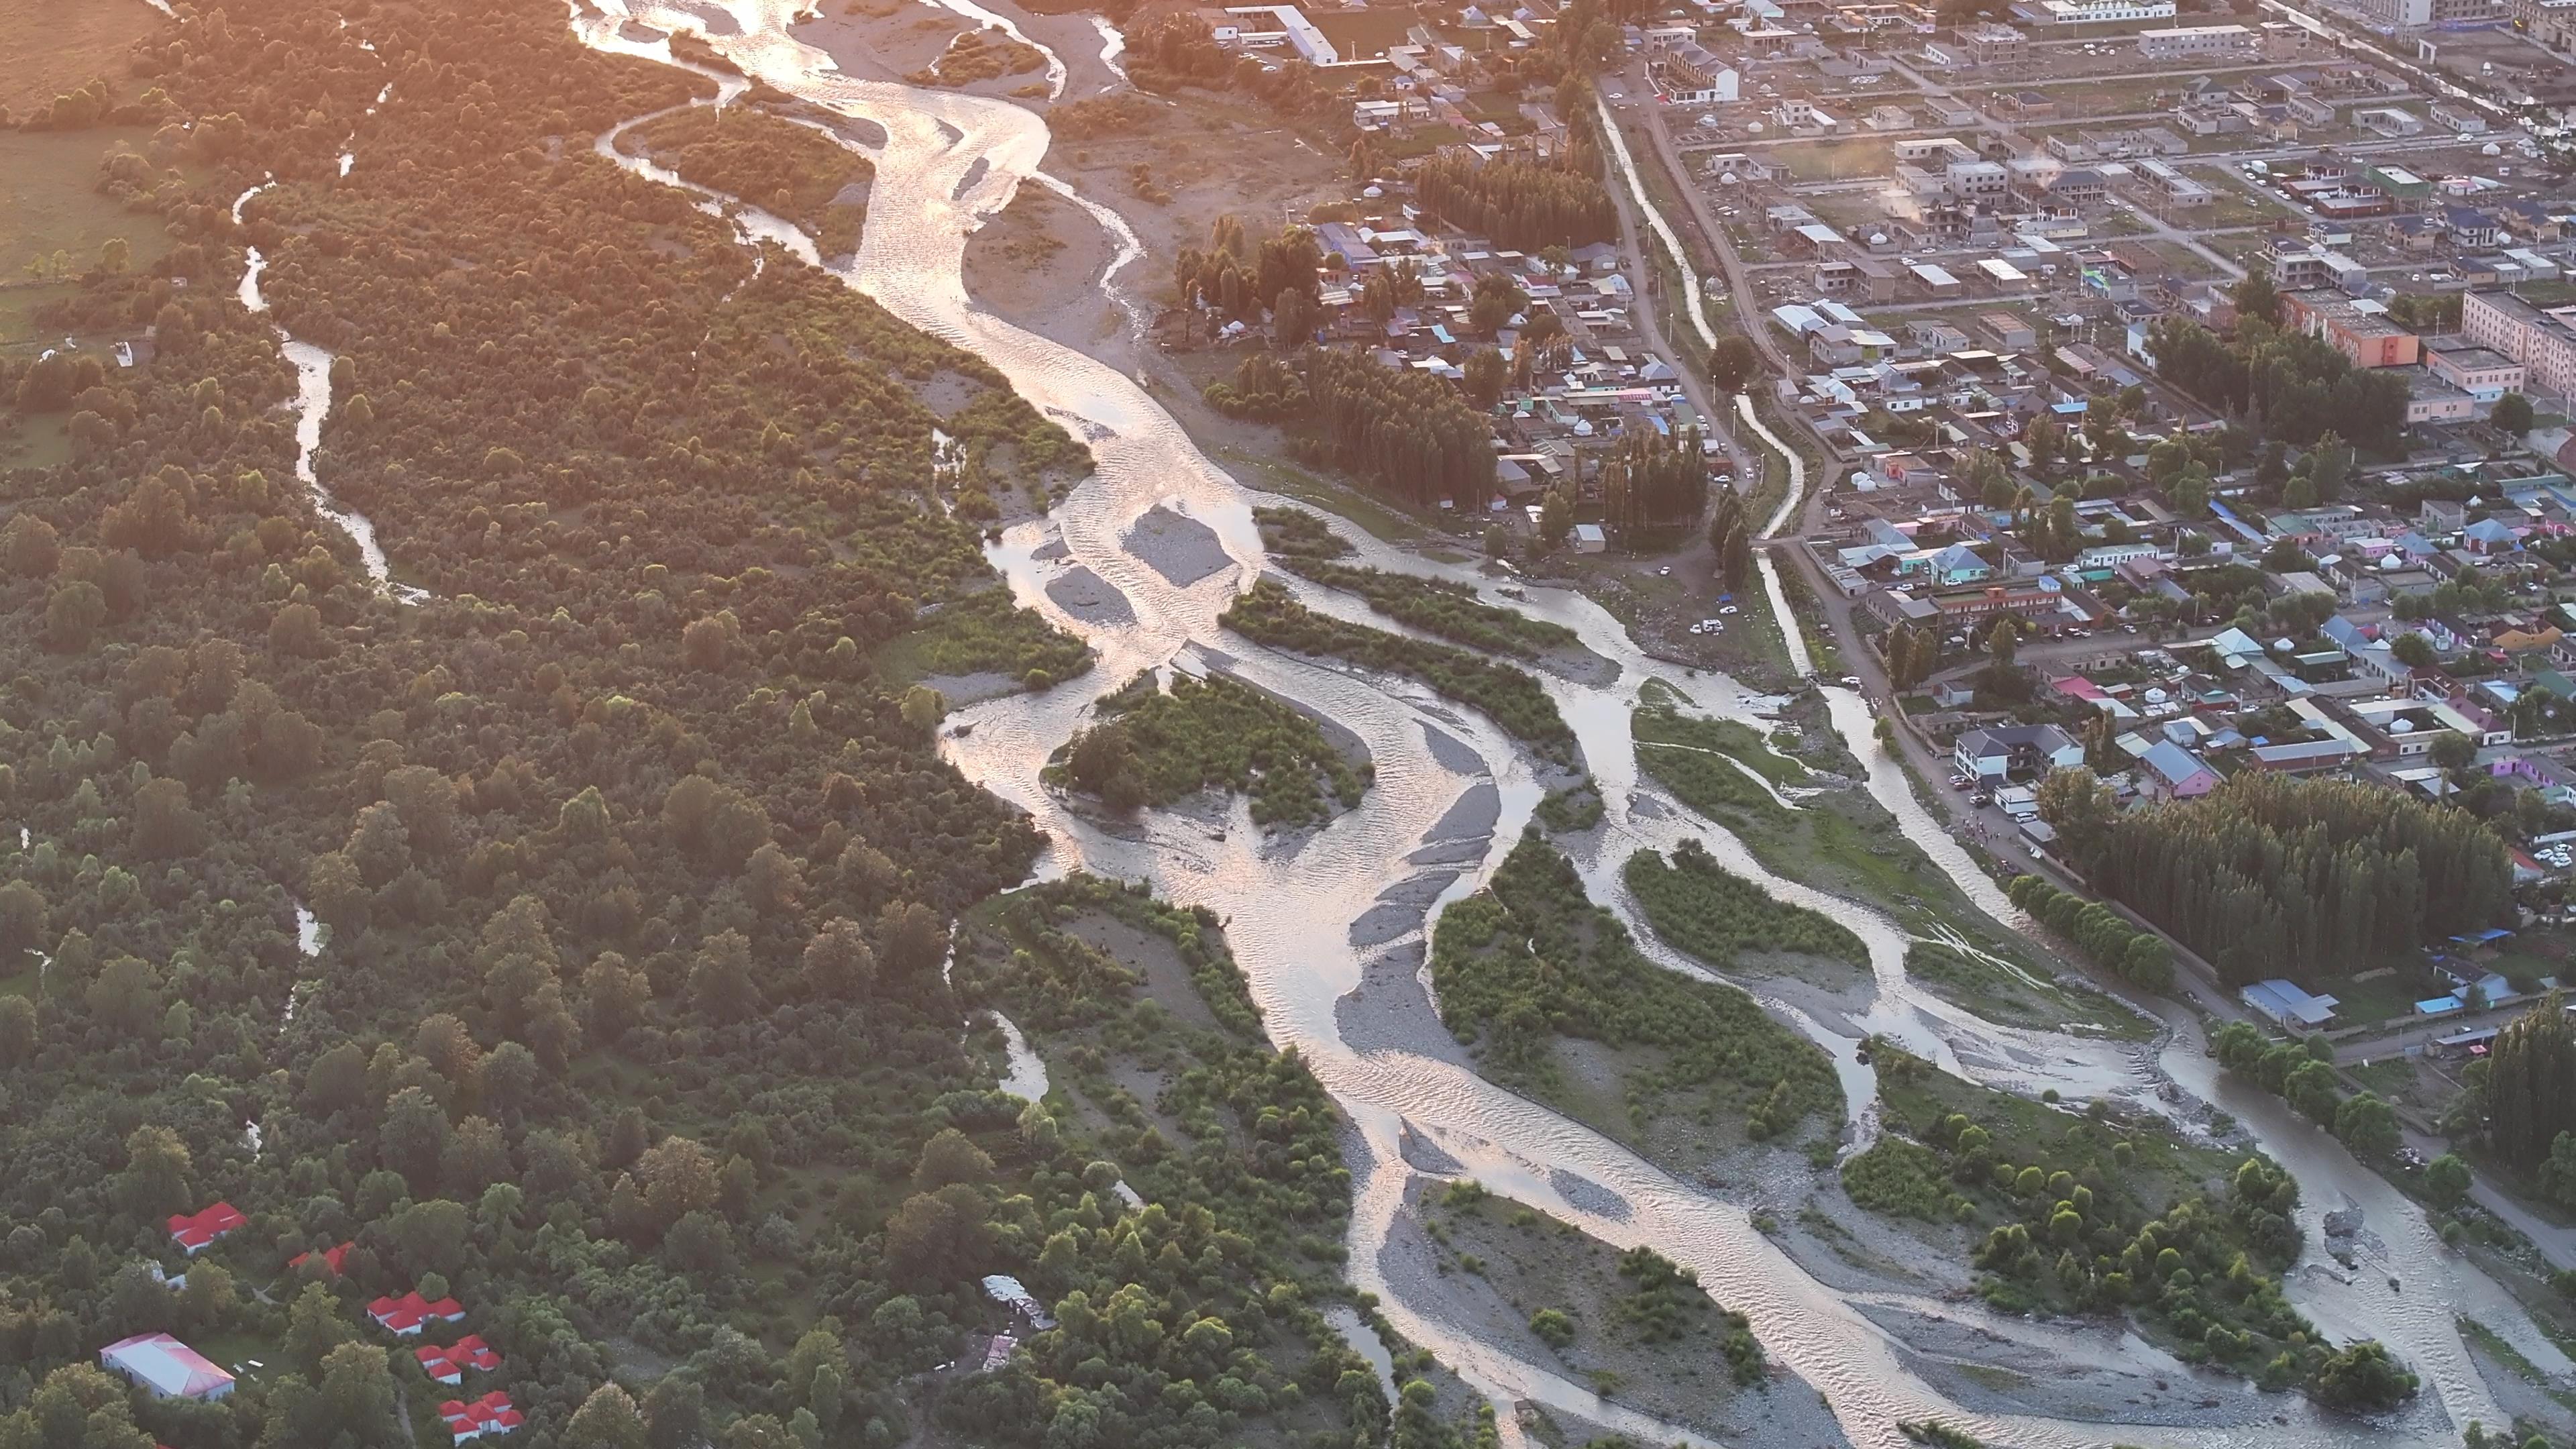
[0,0,167,115]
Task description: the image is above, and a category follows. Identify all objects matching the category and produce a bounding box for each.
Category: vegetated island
[1250,506,1611,679]
[616,100,873,258]
[1429,830,1843,1182]
[1383,1177,1857,1447]
[1222,577,1579,769]
[1629,690,2139,1036]
[1046,667,1371,827]
[944,874,1424,1446]
[1623,838,1870,994]
[1840,1041,2420,1416]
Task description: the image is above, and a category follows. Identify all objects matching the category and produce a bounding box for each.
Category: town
[1150,0,2576,1183]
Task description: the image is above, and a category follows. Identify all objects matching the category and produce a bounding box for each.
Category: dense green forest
[941,875,1404,1448]
[1203,350,1497,512]
[618,102,873,258]
[1845,1044,2413,1411]
[1049,669,1369,826]
[0,1,1385,1447]
[2037,770,2512,985]
[1250,507,1577,659]
[1430,830,1842,1153]
[1220,580,1576,765]
[1410,152,1615,252]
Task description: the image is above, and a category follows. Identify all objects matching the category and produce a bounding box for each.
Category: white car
[1658,566,1672,576]
[1719,604,1739,615]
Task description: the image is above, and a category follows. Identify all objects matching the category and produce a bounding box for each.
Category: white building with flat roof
[2037,0,2176,21]
[2137,23,2251,56]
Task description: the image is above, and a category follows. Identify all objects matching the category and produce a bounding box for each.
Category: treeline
[2041,771,2512,985]
[2211,1022,2402,1162]
[2002,875,2173,993]
[620,103,872,258]
[1204,348,1497,511]
[1433,830,1843,1145]
[1411,151,1615,252]
[1051,669,1369,826]
[2145,317,2409,454]
[1251,508,1577,659]
[1597,427,1707,538]
[1220,580,1576,764]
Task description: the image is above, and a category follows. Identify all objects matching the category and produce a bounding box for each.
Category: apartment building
[2463,290,2576,400]
[2516,0,2576,50]
[2137,23,2253,58]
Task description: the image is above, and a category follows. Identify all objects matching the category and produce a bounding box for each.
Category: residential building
[99,1334,235,1401]
[2135,157,2214,208]
[369,1289,469,1336]
[2519,0,2576,52]
[2137,23,2253,58]
[1656,42,1739,103]
[167,1202,246,1256]
[2137,740,2220,798]
[1948,159,2009,200]
[1962,21,2029,64]
[2424,338,2526,401]
[2404,370,2479,423]
[1954,724,2085,782]
[2463,290,2576,400]
[439,1392,525,1442]
[2279,290,2420,368]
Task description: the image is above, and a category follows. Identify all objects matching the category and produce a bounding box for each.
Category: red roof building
[368,1291,466,1336]
[415,1334,502,1385]
[166,1203,247,1256]
[438,1391,523,1442]
[288,1241,353,1276]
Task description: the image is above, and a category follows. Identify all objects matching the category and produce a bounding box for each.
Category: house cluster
[439,1391,525,1442]
[416,1334,506,1387]
[369,1287,470,1335]
[2169,63,2410,141]
[1902,468,2576,837]
[1175,156,1719,524]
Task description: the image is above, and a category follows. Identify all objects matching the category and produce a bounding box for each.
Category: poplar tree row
[1412,150,1616,252]
[2043,772,2512,985]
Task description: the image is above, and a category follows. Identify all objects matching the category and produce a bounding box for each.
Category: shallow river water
[560,3,2559,1442]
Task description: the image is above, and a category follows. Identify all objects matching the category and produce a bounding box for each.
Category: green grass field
[0,126,181,347]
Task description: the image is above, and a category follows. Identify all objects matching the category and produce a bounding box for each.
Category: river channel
[562,3,2560,1442]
